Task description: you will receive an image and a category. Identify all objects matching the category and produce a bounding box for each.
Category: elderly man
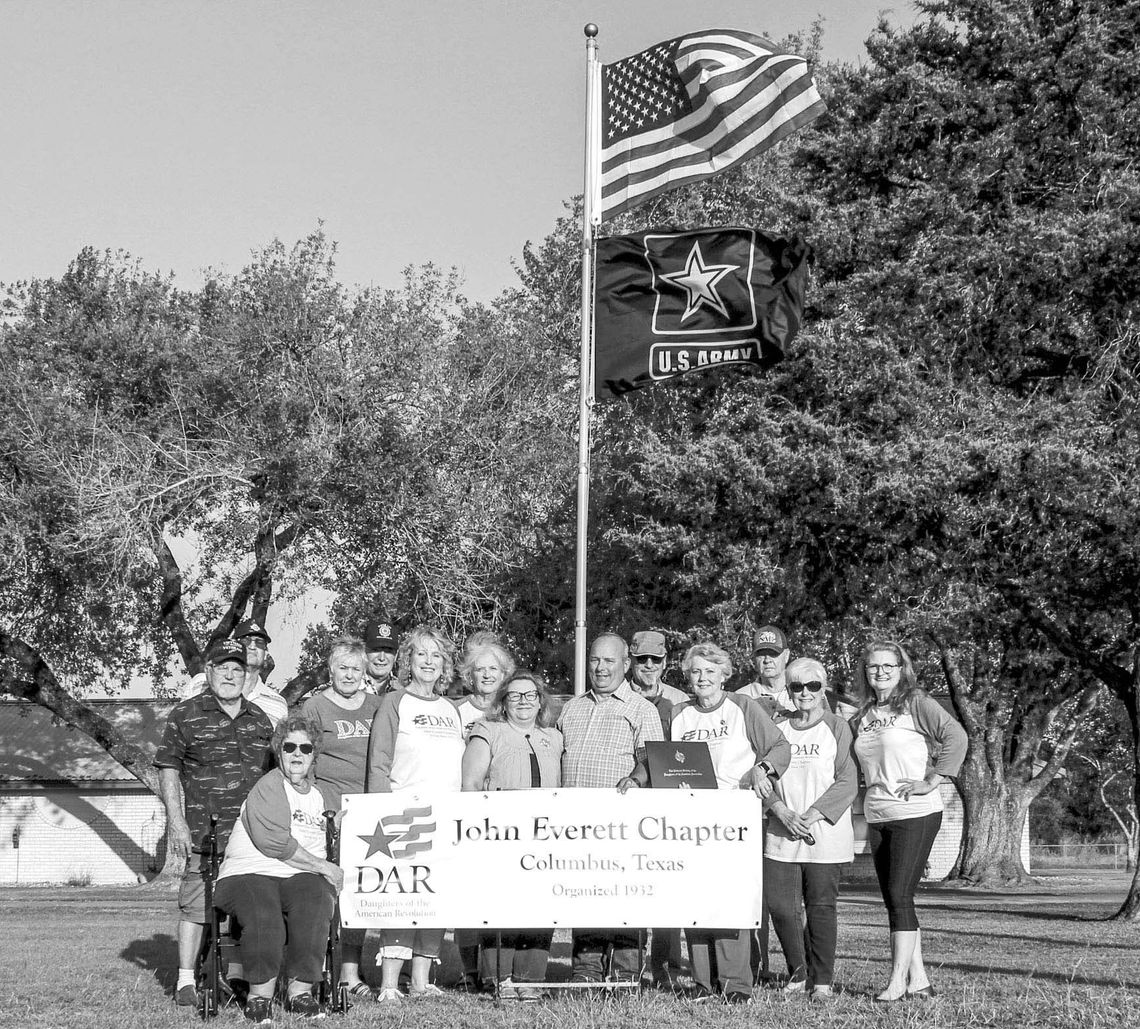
[362,616,399,695]
[233,618,287,726]
[628,629,687,726]
[557,632,664,983]
[736,625,797,714]
[627,629,687,986]
[156,639,274,1007]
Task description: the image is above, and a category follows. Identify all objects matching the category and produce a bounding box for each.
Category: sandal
[408,983,445,998]
[341,982,375,1001]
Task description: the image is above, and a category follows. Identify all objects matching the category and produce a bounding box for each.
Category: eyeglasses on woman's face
[506,690,539,703]
[788,680,824,694]
[281,741,314,755]
[867,663,900,673]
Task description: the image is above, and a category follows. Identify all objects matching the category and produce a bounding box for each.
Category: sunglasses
[634,655,664,663]
[281,742,314,755]
[788,681,824,694]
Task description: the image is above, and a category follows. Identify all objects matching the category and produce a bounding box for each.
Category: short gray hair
[681,642,733,679]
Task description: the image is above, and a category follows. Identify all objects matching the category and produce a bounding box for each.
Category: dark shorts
[178,863,209,922]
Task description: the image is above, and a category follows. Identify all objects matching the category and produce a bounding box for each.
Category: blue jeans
[764,858,842,987]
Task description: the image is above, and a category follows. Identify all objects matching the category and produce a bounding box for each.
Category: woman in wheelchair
[214,715,344,1023]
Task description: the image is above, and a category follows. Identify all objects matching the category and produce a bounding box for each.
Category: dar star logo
[359,821,401,859]
[659,241,739,322]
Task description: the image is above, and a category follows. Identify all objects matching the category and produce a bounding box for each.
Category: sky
[1,0,912,304]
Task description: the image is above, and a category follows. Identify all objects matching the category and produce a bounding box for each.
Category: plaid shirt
[558,680,664,788]
[155,691,273,853]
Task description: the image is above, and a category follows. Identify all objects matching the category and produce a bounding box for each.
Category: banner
[593,227,809,399]
[339,788,764,929]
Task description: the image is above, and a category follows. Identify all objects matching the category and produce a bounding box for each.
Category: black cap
[364,617,397,651]
[205,639,248,667]
[234,618,271,644]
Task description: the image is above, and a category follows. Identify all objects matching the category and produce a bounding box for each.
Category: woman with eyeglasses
[669,642,790,1004]
[367,626,464,1001]
[213,715,343,1023]
[460,671,563,1001]
[451,634,518,989]
[851,640,967,1003]
[763,658,857,1002]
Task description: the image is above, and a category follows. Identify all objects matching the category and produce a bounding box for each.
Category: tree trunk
[952,758,1034,885]
[1113,660,1140,920]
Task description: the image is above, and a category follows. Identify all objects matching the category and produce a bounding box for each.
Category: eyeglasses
[281,742,314,755]
[506,691,539,702]
[867,663,900,673]
[789,681,824,694]
[634,655,664,663]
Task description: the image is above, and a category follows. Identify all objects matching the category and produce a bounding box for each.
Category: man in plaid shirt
[557,632,664,982]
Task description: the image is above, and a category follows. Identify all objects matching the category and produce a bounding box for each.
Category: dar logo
[644,229,760,336]
[359,806,436,860]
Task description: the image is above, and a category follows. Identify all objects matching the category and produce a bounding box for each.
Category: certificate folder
[645,741,718,789]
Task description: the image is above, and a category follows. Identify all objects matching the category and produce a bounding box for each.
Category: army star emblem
[659,241,739,322]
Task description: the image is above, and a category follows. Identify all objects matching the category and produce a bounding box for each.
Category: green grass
[0,873,1136,1028]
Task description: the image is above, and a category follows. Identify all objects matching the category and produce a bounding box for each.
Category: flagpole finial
[584,23,598,38]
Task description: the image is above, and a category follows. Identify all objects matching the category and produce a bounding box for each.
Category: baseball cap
[752,625,788,655]
[630,630,667,658]
[205,638,248,667]
[233,618,271,644]
[364,617,398,651]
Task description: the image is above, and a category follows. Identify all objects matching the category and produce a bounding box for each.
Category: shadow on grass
[120,932,176,992]
[934,959,1140,991]
[923,924,1140,950]
[843,894,1111,924]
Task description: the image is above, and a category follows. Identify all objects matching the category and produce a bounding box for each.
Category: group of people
[157,617,966,1021]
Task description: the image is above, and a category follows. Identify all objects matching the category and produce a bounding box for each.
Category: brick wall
[0,789,167,885]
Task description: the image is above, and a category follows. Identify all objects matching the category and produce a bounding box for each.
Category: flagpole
[573,23,601,696]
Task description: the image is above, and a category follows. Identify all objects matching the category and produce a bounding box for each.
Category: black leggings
[870,812,942,933]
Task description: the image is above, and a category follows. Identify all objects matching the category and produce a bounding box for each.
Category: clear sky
[1,1,910,303]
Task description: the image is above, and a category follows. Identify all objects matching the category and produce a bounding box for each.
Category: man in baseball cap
[362,616,398,695]
[627,629,686,987]
[156,636,273,1007]
[233,618,286,727]
[736,625,796,715]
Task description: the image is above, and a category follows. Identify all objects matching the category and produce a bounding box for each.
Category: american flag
[597,30,825,220]
[381,805,436,860]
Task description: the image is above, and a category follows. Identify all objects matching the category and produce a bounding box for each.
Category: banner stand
[491,929,646,1003]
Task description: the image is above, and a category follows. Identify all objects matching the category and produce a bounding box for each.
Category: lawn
[0,872,1136,1028]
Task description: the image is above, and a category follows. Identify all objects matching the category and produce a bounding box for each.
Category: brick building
[0,700,170,885]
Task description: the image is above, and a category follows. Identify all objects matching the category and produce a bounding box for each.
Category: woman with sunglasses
[851,640,967,1002]
[763,658,857,1002]
[213,715,343,1023]
[669,642,790,1004]
[460,671,563,1001]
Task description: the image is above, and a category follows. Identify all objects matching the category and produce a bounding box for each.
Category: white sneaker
[811,985,836,1002]
[782,977,807,994]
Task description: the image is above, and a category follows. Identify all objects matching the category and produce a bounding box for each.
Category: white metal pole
[573,23,601,696]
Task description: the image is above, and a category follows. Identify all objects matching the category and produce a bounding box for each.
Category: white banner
[338,788,764,929]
